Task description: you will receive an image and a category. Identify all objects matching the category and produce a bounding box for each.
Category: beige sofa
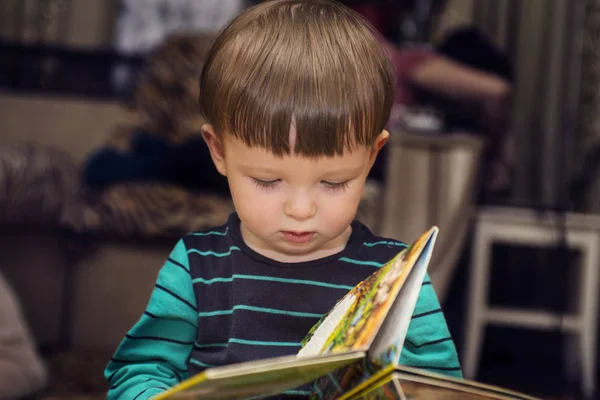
[0,92,484,363]
[0,93,175,352]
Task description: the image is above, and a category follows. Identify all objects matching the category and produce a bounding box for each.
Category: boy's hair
[200,0,395,157]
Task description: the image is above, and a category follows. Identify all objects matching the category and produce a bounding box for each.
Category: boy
[105,1,461,398]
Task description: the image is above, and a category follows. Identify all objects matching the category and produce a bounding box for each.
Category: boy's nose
[284,192,316,221]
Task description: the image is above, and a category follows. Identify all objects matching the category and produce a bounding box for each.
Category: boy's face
[203,124,388,263]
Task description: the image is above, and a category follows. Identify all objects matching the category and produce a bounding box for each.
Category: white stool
[462,207,600,398]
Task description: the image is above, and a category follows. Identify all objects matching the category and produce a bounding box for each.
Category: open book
[154,227,538,400]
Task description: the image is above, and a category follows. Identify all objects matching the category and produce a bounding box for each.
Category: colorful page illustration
[369,228,438,365]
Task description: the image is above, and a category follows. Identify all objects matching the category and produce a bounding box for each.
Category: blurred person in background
[345,0,514,199]
[0,270,47,399]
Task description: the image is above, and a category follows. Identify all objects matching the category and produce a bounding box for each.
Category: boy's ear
[201,124,227,176]
[369,130,389,168]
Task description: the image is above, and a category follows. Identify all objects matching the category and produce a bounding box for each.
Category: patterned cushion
[77,183,233,239]
[0,143,83,227]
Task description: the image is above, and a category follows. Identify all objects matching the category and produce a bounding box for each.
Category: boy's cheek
[322,191,361,216]
[230,181,276,209]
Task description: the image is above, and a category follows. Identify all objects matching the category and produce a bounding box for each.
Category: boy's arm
[400,274,463,378]
[105,239,198,399]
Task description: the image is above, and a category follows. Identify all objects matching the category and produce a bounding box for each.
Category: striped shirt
[105,213,461,399]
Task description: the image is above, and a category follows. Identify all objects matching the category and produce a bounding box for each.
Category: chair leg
[462,223,491,380]
[580,242,599,399]
[581,328,596,399]
[463,317,485,379]
[563,335,580,384]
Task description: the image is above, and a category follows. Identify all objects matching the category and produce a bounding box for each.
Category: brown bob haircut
[200,0,395,157]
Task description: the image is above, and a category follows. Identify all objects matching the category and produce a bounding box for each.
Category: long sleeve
[105,239,198,399]
[400,274,462,378]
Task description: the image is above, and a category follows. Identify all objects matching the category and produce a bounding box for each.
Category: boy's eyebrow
[238,164,280,174]
[319,165,365,176]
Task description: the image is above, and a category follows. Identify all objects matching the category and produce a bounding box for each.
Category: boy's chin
[273,240,319,254]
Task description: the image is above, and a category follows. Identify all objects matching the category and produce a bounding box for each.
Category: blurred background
[0,0,598,399]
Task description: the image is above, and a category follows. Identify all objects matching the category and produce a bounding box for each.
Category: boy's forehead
[237,153,368,177]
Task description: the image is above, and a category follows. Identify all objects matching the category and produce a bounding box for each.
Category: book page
[298,227,438,360]
[369,229,437,365]
[297,293,357,357]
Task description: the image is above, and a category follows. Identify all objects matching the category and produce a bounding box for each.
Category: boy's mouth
[281,231,315,244]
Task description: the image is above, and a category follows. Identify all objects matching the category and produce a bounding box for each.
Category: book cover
[154,352,366,400]
[345,365,541,400]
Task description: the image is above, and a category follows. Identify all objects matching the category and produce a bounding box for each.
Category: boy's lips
[281,231,315,243]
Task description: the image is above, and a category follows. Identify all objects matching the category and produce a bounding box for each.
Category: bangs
[200,0,395,157]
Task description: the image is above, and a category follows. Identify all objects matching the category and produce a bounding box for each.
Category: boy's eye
[322,180,350,191]
[252,178,280,189]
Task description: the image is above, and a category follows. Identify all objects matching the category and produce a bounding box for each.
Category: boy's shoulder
[356,220,407,246]
[181,220,233,251]
[353,220,409,262]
